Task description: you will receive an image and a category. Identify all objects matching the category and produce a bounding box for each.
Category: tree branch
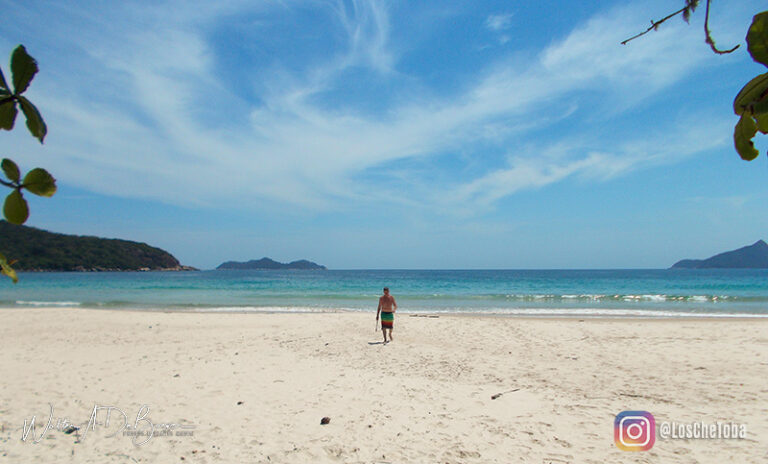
[704,0,739,54]
[621,0,739,54]
[621,6,688,45]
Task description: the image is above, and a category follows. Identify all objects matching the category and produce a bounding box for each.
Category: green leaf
[10,45,37,95]
[733,73,768,115]
[0,252,18,284]
[17,96,46,143]
[1,159,20,183]
[754,96,768,115]
[757,113,768,135]
[735,113,759,161]
[3,190,28,225]
[747,11,768,67]
[0,67,8,92]
[0,100,17,130]
[22,168,56,197]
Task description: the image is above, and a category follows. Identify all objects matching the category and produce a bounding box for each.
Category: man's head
[383,287,389,295]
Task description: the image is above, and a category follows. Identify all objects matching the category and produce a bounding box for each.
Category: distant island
[0,221,196,272]
[671,240,768,269]
[217,257,326,270]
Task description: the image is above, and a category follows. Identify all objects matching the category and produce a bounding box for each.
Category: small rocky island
[216,257,326,270]
[671,240,768,269]
[0,221,196,271]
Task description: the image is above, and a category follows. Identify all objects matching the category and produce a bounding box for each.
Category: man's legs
[381,312,393,343]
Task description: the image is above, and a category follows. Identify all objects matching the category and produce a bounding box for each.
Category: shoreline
[4,304,768,319]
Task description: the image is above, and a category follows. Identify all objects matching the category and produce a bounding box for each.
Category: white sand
[0,308,766,463]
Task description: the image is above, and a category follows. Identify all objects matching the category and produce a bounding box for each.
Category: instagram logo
[614,411,655,451]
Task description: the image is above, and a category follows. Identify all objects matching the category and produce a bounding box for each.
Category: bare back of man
[379,295,395,311]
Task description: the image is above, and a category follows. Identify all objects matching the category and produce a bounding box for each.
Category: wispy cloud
[331,0,394,72]
[484,12,513,45]
[448,118,730,208]
[485,13,513,32]
[1,0,736,216]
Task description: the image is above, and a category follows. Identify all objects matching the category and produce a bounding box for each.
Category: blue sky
[1,0,767,269]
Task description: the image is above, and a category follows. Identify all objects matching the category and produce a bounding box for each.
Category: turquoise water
[2,269,768,317]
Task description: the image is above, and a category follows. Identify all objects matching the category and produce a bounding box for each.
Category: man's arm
[377,298,381,319]
[392,297,397,312]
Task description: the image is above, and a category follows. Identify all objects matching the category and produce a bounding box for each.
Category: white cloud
[331,0,395,72]
[448,119,730,208]
[485,13,513,32]
[1,0,737,214]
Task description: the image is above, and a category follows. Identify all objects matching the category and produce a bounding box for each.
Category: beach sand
[0,307,766,463]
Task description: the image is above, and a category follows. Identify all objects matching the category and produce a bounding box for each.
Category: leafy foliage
[0,99,17,130]
[0,45,46,143]
[0,221,184,271]
[3,190,28,225]
[681,0,700,24]
[22,168,56,197]
[734,12,768,161]
[10,45,38,96]
[623,5,768,161]
[747,12,768,67]
[0,45,57,282]
[0,251,17,283]
[1,159,19,183]
[735,113,759,161]
[18,96,46,142]
[0,157,55,224]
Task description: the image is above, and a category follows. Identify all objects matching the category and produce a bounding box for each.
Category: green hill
[671,240,768,269]
[0,221,194,271]
[217,257,326,270]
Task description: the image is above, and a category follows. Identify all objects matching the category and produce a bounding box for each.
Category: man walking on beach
[376,287,397,343]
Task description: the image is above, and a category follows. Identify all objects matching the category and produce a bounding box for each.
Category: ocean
[2,269,768,317]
